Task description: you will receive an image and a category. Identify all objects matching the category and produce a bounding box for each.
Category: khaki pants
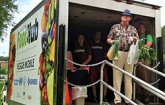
[113,51,133,104]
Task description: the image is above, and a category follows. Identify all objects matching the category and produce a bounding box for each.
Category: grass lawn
[0,81,5,105]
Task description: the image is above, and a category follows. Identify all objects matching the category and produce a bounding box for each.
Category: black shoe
[103,97,108,102]
[92,96,98,103]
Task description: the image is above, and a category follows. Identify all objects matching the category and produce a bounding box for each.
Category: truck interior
[67,3,157,104]
[68,3,156,52]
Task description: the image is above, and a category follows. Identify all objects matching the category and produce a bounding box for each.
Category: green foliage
[0,67,8,74]
[163,54,165,68]
[162,26,165,73]
[163,54,165,73]
[0,81,5,105]
[162,25,165,53]
[0,0,18,42]
[139,42,157,64]
[0,56,9,61]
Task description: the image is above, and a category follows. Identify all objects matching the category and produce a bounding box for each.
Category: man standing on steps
[90,31,108,102]
[107,9,138,105]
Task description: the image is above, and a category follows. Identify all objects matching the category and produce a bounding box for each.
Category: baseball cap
[122,9,131,17]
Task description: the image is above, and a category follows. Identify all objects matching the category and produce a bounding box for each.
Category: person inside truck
[90,31,108,102]
[73,34,92,69]
[136,23,153,104]
[67,34,92,86]
[107,9,138,105]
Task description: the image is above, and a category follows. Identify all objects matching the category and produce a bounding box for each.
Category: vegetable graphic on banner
[39,0,56,105]
[8,33,16,99]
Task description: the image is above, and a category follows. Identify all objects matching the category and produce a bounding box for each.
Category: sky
[0,0,42,57]
[0,0,165,57]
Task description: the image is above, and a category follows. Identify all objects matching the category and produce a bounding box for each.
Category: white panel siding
[69,0,156,18]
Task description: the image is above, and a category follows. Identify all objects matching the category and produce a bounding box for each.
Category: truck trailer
[7,0,164,105]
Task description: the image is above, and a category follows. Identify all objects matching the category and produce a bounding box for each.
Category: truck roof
[133,0,161,8]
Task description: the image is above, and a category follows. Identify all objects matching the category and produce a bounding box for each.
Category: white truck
[7,0,164,105]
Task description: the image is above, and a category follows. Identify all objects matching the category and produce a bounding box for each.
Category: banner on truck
[8,0,57,105]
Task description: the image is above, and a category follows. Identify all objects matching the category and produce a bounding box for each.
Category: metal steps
[85,102,110,105]
[84,101,164,105]
[136,100,164,105]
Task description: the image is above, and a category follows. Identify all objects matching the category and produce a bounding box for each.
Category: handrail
[153,62,160,69]
[137,62,165,77]
[100,61,137,105]
[100,60,165,105]
[100,62,105,105]
[135,80,165,100]
[133,62,163,101]
[105,60,165,99]
[65,58,165,104]
[101,80,138,105]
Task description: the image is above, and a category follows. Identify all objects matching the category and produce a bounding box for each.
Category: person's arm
[79,43,92,69]
[144,41,152,47]
[79,55,91,69]
[82,55,92,65]
[144,35,153,47]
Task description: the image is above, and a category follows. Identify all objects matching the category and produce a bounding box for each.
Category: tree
[0,68,8,74]
[0,56,9,61]
[162,25,165,53]
[0,0,18,42]
[162,26,165,72]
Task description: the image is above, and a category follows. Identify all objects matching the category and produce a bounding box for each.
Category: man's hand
[133,37,138,43]
[107,38,113,44]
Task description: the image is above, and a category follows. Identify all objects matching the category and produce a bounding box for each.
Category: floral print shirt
[107,24,138,50]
